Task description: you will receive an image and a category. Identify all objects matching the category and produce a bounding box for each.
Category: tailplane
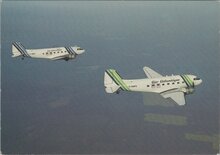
[12,42,29,57]
[104,69,130,93]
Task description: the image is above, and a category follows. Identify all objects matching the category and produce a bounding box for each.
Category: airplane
[12,42,85,61]
[104,66,202,106]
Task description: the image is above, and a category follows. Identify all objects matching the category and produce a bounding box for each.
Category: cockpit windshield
[193,77,201,80]
[77,47,83,50]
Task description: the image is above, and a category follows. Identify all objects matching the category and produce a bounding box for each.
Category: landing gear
[21,57,24,60]
[65,58,69,61]
[116,90,120,94]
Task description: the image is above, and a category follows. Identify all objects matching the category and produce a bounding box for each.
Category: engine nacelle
[68,54,75,59]
[185,87,195,95]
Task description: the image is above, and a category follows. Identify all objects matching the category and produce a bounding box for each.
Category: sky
[1,1,219,154]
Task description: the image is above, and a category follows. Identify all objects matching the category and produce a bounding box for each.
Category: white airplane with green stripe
[12,42,85,61]
[104,67,202,106]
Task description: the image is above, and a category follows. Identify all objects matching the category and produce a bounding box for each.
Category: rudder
[104,71,120,93]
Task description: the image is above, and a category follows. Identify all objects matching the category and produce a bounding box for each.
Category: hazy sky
[1,1,219,154]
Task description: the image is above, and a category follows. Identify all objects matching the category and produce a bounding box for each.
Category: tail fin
[12,42,29,57]
[104,69,130,93]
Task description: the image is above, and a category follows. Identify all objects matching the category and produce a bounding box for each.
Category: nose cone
[75,49,85,55]
[195,79,202,86]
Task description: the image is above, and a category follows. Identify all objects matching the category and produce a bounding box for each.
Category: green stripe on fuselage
[183,75,193,87]
[184,75,194,87]
[105,70,120,86]
[110,70,130,91]
[107,69,130,91]
[106,70,125,90]
[111,70,130,90]
[181,75,190,87]
[181,75,194,87]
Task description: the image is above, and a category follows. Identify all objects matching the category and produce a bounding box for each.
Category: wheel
[116,90,120,94]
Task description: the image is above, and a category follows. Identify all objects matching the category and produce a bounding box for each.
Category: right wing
[143,66,162,78]
[161,90,186,106]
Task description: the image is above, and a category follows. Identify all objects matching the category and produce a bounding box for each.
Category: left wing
[51,54,70,61]
[143,66,162,78]
[161,91,186,106]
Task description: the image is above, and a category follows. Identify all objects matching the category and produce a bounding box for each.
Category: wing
[161,91,186,106]
[143,66,162,78]
[51,54,70,61]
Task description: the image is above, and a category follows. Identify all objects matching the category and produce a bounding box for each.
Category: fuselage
[26,47,85,60]
[123,74,202,94]
[12,42,85,61]
[26,47,74,59]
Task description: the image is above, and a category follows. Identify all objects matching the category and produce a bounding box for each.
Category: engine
[68,54,75,59]
[185,87,195,95]
[64,54,76,61]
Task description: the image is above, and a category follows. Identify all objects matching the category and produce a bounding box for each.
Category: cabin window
[157,84,160,86]
[182,81,185,83]
[147,85,149,87]
[50,52,52,54]
[172,82,175,85]
[46,52,48,55]
[162,83,165,86]
[152,84,155,87]
[61,51,63,53]
[167,83,170,85]
[177,82,180,84]
[54,52,56,54]
[42,53,44,55]
[58,51,60,53]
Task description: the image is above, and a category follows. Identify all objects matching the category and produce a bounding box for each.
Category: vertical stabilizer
[12,42,29,57]
[104,69,130,93]
[104,71,120,93]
